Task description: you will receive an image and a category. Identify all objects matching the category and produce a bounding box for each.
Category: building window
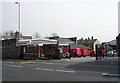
[0,44,1,48]
[7,43,9,46]
[2,43,4,48]
[2,42,10,48]
[5,43,7,47]
[7,43,10,47]
[23,47,26,53]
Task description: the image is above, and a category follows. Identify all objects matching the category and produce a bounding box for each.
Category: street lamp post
[15,2,20,40]
[15,2,21,58]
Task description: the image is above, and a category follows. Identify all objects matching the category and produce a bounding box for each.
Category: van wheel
[73,55,76,58]
[62,54,66,58]
[83,55,86,57]
[90,55,93,57]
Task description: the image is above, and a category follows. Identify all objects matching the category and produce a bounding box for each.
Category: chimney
[85,38,87,41]
[81,38,83,40]
[10,32,14,36]
[88,37,90,40]
[91,36,93,40]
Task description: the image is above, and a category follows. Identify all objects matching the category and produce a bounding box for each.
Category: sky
[1,0,120,42]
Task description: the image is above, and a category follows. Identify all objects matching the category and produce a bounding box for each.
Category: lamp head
[15,2,20,4]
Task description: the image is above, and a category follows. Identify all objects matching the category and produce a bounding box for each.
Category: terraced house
[77,36,100,50]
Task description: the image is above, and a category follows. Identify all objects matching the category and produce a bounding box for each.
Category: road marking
[102,73,120,77]
[10,65,23,68]
[56,70,75,73]
[41,62,53,64]
[35,68,75,73]
[5,62,14,64]
[36,68,54,71]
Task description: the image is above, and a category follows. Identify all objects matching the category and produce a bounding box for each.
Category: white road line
[10,65,23,68]
[35,68,75,73]
[102,73,120,77]
[36,68,54,71]
[56,70,75,73]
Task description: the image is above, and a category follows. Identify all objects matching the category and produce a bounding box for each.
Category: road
[2,57,119,81]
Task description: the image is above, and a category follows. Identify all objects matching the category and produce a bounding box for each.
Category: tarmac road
[2,57,119,81]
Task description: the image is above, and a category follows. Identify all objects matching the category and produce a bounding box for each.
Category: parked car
[113,50,117,56]
[107,50,113,56]
[107,50,117,57]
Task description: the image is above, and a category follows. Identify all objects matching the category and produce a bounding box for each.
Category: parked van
[102,50,107,56]
[70,48,82,57]
[90,50,96,57]
[81,49,90,57]
[62,48,90,58]
[62,48,70,58]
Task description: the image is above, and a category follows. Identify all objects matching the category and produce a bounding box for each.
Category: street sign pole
[95,45,98,60]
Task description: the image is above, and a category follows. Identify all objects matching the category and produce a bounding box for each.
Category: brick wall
[2,39,20,59]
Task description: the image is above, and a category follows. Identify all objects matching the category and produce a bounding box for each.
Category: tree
[44,36,50,39]
[32,32,42,39]
[2,31,17,39]
[50,33,59,37]
[2,31,15,36]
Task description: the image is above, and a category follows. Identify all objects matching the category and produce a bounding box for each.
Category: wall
[2,39,20,59]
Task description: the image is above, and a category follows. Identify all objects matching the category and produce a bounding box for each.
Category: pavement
[3,56,119,66]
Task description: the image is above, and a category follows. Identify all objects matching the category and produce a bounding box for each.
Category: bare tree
[44,33,59,39]
[50,33,59,37]
[44,36,50,39]
[2,31,14,36]
[32,32,42,39]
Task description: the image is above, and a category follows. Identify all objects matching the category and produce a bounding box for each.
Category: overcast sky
[1,0,120,42]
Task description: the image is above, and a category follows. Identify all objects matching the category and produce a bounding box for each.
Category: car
[107,50,117,57]
[113,50,118,56]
